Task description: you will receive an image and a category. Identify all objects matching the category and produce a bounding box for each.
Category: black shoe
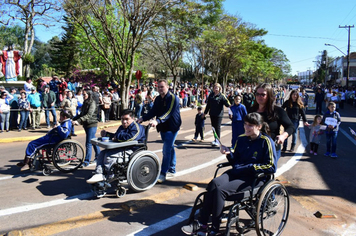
[290,145,295,152]
[281,147,287,152]
[72,134,77,136]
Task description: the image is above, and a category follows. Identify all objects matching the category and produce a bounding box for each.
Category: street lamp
[325,43,349,88]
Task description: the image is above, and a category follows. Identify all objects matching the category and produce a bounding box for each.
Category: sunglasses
[255,93,267,97]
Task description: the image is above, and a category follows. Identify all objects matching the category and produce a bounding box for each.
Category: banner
[307,93,316,110]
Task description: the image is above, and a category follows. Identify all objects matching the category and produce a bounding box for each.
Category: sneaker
[310,150,313,154]
[281,147,287,152]
[324,152,331,157]
[82,161,90,167]
[314,152,317,156]
[290,146,295,152]
[156,174,166,184]
[17,162,25,167]
[166,172,175,179]
[200,139,204,142]
[181,220,207,235]
[47,126,51,129]
[331,153,338,159]
[191,138,197,142]
[211,141,218,147]
[20,164,30,171]
[90,159,97,165]
[86,174,105,184]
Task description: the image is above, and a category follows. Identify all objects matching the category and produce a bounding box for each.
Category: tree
[64,0,180,110]
[144,0,223,91]
[0,0,62,77]
[0,25,25,50]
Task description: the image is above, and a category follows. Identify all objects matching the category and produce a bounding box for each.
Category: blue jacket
[195,113,205,128]
[204,92,231,117]
[229,103,247,123]
[107,121,146,143]
[143,92,182,133]
[46,119,72,143]
[228,133,277,177]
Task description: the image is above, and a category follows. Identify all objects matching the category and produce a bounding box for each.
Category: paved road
[0,96,355,236]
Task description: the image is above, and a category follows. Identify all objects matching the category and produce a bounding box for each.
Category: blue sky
[34,0,356,75]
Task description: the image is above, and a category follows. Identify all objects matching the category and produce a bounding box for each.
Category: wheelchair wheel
[42,168,53,176]
[116,186,127,198]
[127,151,160,192]
[52,140,85,173]
[256,181,289,236]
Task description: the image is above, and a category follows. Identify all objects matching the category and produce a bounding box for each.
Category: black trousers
[210,116,222,138]
[194,126,204,140]
[315,102,322,114]
[199,170,255,231]
[310,142,319,153]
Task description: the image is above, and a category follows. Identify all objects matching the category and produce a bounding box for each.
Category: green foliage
[23,53,35,64]
[0,25,25,50]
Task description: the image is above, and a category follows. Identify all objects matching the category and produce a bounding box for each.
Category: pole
[201,48,204,104]
[339,25,354,88]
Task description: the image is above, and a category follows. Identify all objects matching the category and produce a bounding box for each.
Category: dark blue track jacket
[228,133,277,177]
[106,121,146,143]
[143,92,182,133]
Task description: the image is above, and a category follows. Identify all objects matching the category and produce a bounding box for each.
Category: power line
[267,33,352,41]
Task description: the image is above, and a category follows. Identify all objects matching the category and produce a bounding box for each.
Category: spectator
[138,79,182,183]
[110,87,121,120]
[314,88,324,114]
[27,87,42,129]
[9,87,19,130]
[18,92,30,132]
[75,89,84,115]
[72,89,100,167]
[42,85,58,129]
[102,90,112,122]
[0,91,13,132]
[202,83,231,147]
[24,77,34,95]
[242,87,255,111]
[134,89,143,119]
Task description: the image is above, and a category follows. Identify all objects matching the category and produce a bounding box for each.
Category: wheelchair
[30,138,85,176]
[89,125,160,198]
[187,162,290,236]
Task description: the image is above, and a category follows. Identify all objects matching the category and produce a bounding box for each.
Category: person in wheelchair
[17,110,73,171]
[182,112,277,236]
[86,109,145,184]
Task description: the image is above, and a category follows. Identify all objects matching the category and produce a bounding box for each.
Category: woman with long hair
[72,89,100,166]
[281,90,309,152]
[249,83,294,159]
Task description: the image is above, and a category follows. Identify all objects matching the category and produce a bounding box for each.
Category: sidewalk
[0,120,122,143]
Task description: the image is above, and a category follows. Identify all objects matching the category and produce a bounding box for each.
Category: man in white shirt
[24,78,34,95]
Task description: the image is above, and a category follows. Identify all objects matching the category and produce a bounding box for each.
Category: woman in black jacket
[281,90,309,152]
[73,89,100,166]
[249,83,295,159]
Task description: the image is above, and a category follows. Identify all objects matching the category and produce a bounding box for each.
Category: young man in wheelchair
[182,112,277,236]
[17,110,74,171]
[86,109,146,184]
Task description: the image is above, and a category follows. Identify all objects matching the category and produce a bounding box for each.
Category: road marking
[339,127,356,146]
[126,208,191,236]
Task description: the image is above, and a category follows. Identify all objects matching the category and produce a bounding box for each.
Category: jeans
[160,131,178,175]
[45,106,57,127]
[135,103,143,119]
[326,131,338,153]
[19,110,30,129]
[183,97,188,107]
[283,120,299,148]
[0,112,10,131]
[84,126,100,162]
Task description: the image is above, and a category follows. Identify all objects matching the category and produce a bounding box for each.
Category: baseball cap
[31,87,36,91]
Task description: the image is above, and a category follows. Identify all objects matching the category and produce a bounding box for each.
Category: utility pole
[339,25,354,88]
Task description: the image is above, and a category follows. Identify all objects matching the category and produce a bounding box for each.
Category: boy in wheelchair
[17,110,73,171]
[86,109,146,184]
[182,112,277,236]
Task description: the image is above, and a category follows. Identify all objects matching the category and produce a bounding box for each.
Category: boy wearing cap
[192,106,206,142]
[42,85,58,128]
